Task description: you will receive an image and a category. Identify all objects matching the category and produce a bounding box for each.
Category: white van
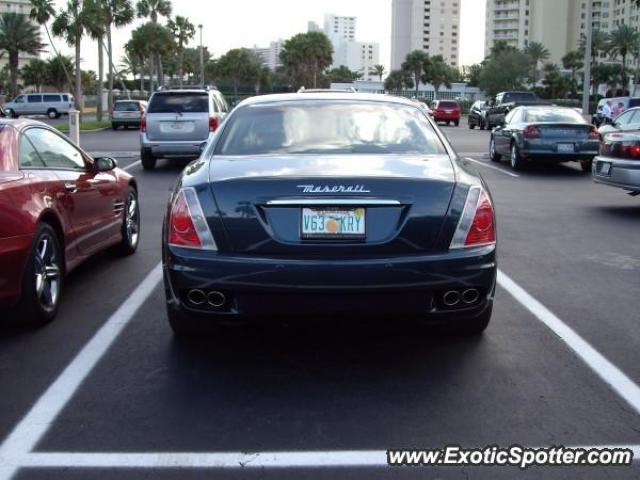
[4,93,74,119]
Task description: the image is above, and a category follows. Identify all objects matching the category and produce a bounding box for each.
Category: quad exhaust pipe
[207,291,226,307]
[442,289,480,307]
[187,289,206,306]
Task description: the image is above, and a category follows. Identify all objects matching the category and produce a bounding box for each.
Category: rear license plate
[557,143,575,153]
[301,208,365,239]
[170,122,184,130]
[598,161,611,176]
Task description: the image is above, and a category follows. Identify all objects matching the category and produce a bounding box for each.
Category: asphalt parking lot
[1,120,639,479]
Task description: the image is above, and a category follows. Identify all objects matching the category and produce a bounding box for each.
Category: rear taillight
[523,125,541,139]
[140,115,146,132]
[209,116,219,132]
[168,188,217,250]
[602,140,640,160]
[450,186,496,249]
[588,126,600,140]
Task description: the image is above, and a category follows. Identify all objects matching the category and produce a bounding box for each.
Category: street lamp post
[582,0,593,116]
[199,24,204,88]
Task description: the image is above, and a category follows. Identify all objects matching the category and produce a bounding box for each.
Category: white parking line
[123,160,141,171]
[0,264,163,480]
[1,445,638,470]
[498,269,640,415]
[464,157,520,178]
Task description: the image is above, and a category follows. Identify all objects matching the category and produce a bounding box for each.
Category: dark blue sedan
[162,93,497,335]
[489,106,600,171]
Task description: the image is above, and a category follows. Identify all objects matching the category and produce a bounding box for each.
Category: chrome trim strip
[266,199,401,206]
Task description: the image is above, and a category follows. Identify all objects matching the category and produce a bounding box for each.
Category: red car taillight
[588,126,600,140]
[209,116,219,132]
[601,139,640,160]
[140,115,146,132]
[450,186,496,249]
[523,125,542,139]
[168,188,217,250]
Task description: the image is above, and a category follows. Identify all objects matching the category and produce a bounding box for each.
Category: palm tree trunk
[140,58,144,92]
[622,54,627,94]
[97,36,104,121]
[149,55,155,92]
[157,53,164,87]
[107,25,114,111]
[74,36,82,120]
[9,51,18,98]
[415,72,419,96]
[179,50,184,88]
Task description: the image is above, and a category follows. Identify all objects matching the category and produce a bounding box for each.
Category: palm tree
[125,35,148,91]
[136,0,171,87]
[102,0,134,109]
[562,50,583,95]
[29,0,73,90]
[0,13,45,97]
[84,0,106,120]
[370,64,385,81]
[580,29,609,65]
[167,15,195,88]
[524,41,550,85]
[46,54,74,91]
[52,0,90,113]
[21,59,48,92]
[422,55,453,100]
[402,50,429,97]
[606,24,640,94]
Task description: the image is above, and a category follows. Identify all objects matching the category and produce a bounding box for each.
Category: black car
[163,93,497,335]
[489,106,600,171]
[468,101,488,130]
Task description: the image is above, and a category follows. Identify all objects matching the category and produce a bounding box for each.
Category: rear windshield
[438,101,458,108]
[503,92,538,103]
[217,101,446,156]
[114,101,140,111]
[148,93,208,113]
[523,108,585,123]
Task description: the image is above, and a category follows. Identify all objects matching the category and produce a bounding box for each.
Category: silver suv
[140,88,229,170]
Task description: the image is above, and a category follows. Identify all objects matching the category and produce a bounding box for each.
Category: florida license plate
[301,208,366,239]
[557,143,575,153]
[598,161,611,176]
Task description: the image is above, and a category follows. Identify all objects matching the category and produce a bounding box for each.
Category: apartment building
[253,40,284,71]
[486,0,640,66]
[390,0,461,70]
[308,13,381,81]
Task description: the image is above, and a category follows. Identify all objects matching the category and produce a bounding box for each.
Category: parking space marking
[123,160,141,171]
[0,264,163,480]
[498,269,640,415]
[464,157,520,178]
[1,445,638,470]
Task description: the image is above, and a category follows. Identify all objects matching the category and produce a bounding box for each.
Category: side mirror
[94,157,118,172]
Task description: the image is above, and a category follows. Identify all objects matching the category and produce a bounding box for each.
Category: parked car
[593,132,640,196]
[111,99,147,130]
[431,100,461,126]
[0,119,139,326]
[140,87,229,170]
[485,91,545,129]
[597,107,640,137]
[592,97,640,127]
[4,93,74,119]
[163,93,497,335]
[468,101,488,130]
[489,106,600,171]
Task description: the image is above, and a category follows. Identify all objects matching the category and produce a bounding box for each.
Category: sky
[50,0,486,75]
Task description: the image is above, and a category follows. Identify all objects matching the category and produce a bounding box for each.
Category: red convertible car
[0,119,139,326]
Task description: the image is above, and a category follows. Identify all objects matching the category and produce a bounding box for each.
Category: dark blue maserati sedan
[162,93,497,335]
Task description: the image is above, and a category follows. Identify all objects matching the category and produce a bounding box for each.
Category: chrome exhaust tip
[443,290,461,307]
[187,289,206,305]
[462,289,480,305]
[207,291,226,308]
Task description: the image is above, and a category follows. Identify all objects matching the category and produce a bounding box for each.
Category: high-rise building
[309,13,380,81]
[485,0,640,68]
[390,0,461,70]
[253,40,284,71]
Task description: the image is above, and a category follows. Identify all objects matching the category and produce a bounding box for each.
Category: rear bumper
[140,132,212,157]
[519,140,598,161]
[163,246,497,322]
[593,156,640,192]
[112,116,141,125]
[0,234,32,306]
[433,113,461,121]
